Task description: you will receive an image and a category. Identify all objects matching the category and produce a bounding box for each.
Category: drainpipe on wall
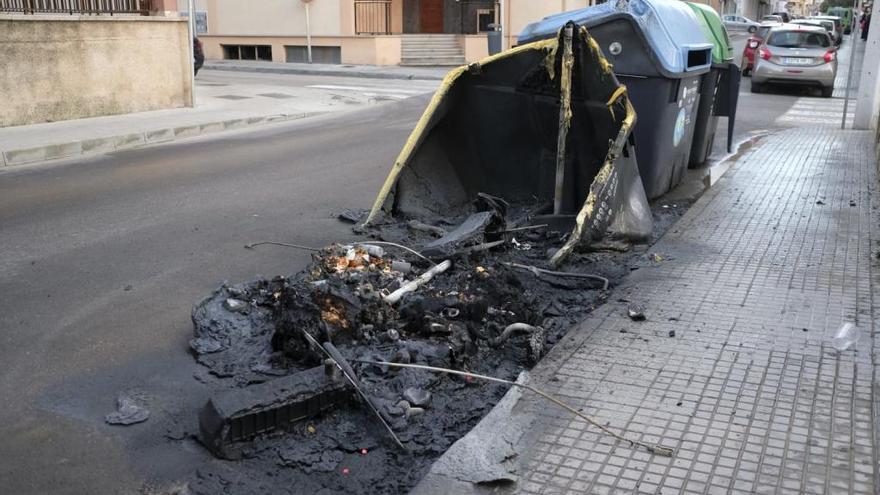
[499,0,506,50]
[302,0,313,63]
[187,0,195,107]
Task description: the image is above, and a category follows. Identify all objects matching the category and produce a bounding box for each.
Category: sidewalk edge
[1,112,321,168]
[202,63,446,81]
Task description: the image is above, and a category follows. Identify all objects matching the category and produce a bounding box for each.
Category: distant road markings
[306,84,429,100]
[776,97,854,126]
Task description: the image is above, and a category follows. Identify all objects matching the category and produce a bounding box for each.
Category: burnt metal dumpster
[686,2,740,167]
[365,22,652,267]
[519,0,713,199]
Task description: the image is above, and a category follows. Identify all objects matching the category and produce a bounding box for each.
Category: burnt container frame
[582,13,711,198]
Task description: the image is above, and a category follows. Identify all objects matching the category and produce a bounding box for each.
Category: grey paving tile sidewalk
[507,126,879,495]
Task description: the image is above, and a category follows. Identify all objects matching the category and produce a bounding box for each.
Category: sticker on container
[673,108,686,147]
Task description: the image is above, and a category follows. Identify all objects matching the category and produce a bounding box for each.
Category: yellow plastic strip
[550,98,637,268]
[606,85,627,108]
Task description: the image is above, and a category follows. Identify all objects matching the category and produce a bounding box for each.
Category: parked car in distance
[792,19,839,45]
[762,15,784,23]
[723,14,760,33]
[742,23,780,76]
[826,6,853,34]
[751,25,837,97]
[812,15,843,37]
[772,12,792,22]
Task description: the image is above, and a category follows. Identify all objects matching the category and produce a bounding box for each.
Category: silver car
[723,14,760,33]
[751,25,837,97]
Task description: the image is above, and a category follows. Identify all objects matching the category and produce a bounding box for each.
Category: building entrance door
[420,0,444,33]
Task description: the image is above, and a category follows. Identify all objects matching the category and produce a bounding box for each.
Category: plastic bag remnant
[105,391,150,426]
[831,322,860,351]
[364,22,651,267]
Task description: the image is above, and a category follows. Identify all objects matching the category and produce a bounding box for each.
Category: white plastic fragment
[383,260,452,305]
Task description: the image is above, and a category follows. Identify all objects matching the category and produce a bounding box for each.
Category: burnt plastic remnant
[421,211,502,257]
[199,366,351,459]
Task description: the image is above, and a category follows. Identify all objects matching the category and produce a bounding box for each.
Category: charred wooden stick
[453,240,506,256]
[383,260,452,305]
[407,220,448,237]
[352,359,675,458]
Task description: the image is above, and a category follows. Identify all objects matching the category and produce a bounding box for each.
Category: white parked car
[723,14,761,33]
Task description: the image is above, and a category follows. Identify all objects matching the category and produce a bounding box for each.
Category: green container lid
[686,2,733,63]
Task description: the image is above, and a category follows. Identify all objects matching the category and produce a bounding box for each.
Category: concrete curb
[0,112,319,168]
[703,131,768,188]
[203,63,447,82]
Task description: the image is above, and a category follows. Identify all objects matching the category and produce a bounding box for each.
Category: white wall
[854,1,880,130]
[207,0,341,36]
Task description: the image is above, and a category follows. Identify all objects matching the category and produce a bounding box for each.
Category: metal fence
[354,0,390,35]
[0,0,153,15]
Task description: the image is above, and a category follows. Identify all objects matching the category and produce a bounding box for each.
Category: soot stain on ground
[178,199,692,495]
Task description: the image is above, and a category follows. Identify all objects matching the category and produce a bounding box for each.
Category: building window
[222,45,273,61]
[476,9,494,32]
[285,46,342,64]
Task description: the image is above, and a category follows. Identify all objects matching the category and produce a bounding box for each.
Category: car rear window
[757,26,772,38]
[793,21,830,31]
[815,17,841,28]
[767,30,830,48]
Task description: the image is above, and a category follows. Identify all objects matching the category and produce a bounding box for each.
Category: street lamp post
[841,0,860,129]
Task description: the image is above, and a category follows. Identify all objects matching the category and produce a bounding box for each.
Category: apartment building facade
[195,0,593,66]
[195,0,731,66]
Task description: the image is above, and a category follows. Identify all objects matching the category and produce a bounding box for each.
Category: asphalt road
[0,101,421,493]
[196,69,441,102]
[0,39,860,493]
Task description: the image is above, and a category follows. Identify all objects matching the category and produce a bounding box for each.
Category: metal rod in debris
[841,2,860,130]
[300,330,405,450]
[503,261,610,290]
[554,24,575,216]
[354,359,675,457]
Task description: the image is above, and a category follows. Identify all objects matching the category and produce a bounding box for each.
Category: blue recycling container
[520,0,713,199]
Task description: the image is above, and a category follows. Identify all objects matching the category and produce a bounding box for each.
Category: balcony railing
[0,0,153,15]
[354,0,390,35]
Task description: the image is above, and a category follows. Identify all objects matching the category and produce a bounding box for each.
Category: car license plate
[783,57,812,65]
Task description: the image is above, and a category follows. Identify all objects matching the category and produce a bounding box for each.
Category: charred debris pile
[186,22,679,494]
[188,194,641,493]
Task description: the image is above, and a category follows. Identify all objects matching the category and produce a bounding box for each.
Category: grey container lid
[518,0,713,75]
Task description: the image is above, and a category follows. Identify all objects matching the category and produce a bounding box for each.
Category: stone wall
[0,15,192,127]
